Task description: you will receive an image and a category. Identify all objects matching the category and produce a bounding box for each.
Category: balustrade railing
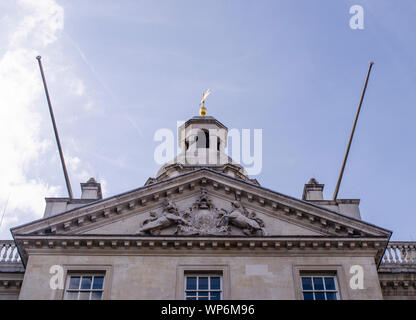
[0,240,21,264]
[381,241,416,265]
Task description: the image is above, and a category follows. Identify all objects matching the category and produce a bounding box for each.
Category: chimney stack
[81,177,102,200]
[44,177,103,218]
[302,178,324,201]
[302,177,361,220]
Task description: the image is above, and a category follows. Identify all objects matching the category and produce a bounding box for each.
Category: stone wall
[18,253,382,300]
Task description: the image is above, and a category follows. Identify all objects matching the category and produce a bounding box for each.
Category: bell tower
[177,116,228,166]
[149,118,256,185]
[147,92,259,185]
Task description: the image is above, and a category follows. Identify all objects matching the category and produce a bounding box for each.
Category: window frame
[184,273,223,300]
[176,265,230,300]
[64,272,106,300]
[300,273,340,300]
[54,264,113,300]
[292,265,349,300]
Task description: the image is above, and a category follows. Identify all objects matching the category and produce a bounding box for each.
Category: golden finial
[199,89,211,116]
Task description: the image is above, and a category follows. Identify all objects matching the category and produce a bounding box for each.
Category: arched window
[196,129,209,149]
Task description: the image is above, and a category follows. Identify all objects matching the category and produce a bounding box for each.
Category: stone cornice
[0,273,24,291]
[379,272,416,295]
[182,116,228,130]
[14,234,388,266]
[309,199,360,205]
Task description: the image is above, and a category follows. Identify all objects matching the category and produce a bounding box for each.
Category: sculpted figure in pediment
[138,199,189,235]
[137,192,267,236]
[220,201,267,236]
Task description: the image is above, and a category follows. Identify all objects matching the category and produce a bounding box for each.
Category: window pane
[326,292,337,300]
[91,291,103,300]
[199,277,208,290]
[301,277,313,291]
[324,278,336,291]
[313,277,324,291]
[81,276,92,290]
[314,292,325,300]
[210,292,221,300]
[303,292,314,300]
[186,296,196,300]
[93,276,104,289]
[78,291,90,300]
[68,276,80,290]
[186,277,197,290]
[64,291,78,300]
[210,277,221,290]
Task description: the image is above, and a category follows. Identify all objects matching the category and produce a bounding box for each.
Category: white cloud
[66,155,91,183]
[99,178,108,198]
[0,0,95,238]
[9,0,64,48]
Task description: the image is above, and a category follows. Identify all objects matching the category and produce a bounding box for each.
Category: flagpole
[333,61,374,200]
[36,56,73,199]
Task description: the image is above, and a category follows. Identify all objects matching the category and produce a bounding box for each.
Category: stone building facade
[1,115,415,300]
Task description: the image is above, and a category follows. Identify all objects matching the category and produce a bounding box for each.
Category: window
[176,265,229,300]
[185,275,222,300]
[300,275,339,300]
[196,129,209,148]
[64,273,105,300]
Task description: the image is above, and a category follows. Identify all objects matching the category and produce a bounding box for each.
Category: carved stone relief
[137,189,267,236]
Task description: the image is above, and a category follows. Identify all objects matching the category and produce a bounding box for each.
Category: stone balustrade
[381,241,416,269]
[0,240,21,264]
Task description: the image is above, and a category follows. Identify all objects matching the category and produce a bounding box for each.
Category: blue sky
[0,0,415,240]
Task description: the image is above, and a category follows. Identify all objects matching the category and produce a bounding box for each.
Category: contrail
[64,33,144,138]
[68,35,118,102]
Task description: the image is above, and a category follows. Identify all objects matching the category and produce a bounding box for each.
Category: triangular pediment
[11,168,391,239]
[80,190,322,236]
